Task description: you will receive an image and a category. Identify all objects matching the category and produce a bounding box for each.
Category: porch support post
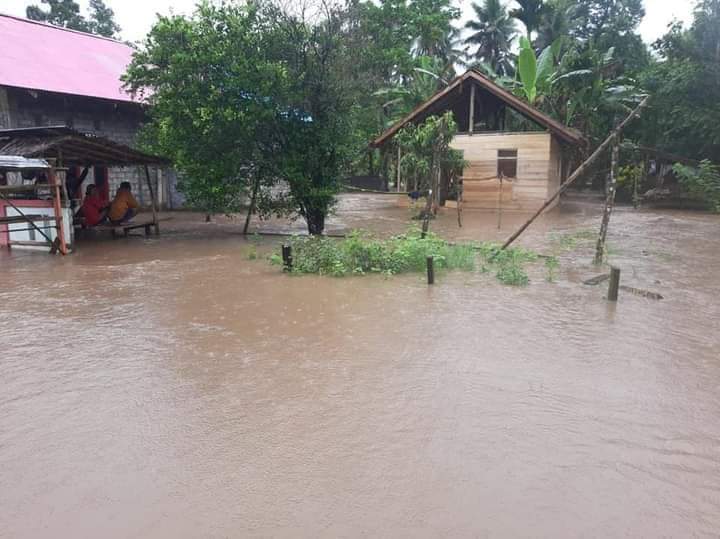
[49,168,68,255]
[143,165,160,235]
[397,145,402,192]
[468,83,476,135]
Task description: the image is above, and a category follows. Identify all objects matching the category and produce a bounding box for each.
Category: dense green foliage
[674,161,720,212]
[26,0,120,37]
[395,112,464,205]
[123,0,720,221]
[125,1,354,233]
[637,1,720,163]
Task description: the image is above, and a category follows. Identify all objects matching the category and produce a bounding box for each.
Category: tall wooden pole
[397,145,402,192]
[456,177,463,228]
[497,172,504,230]
[594,140,620,265]
[468,83,476,135]
[500,96,649,251]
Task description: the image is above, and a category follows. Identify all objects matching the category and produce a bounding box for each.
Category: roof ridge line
[0,12,129,46]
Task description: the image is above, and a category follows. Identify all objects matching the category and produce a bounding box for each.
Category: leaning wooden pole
[594,140,620,265]
[500,96,650,251]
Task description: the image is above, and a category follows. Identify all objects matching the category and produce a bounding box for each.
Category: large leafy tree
[412,0,460,57]
[124,3,290,219]
[125,1,354,235]
[87,0,121,38]
[270,5,356,234]
[571,0,648,73]
[26,0,88,31]
[636,0,720,162]
[464,0,517,76]
[26,0,121,38]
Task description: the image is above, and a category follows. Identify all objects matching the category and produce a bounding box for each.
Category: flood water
[1,194,719,537]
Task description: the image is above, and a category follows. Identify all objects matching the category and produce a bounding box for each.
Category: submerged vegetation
[269,229,549,287]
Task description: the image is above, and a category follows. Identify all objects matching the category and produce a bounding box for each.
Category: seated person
[80,184,109,227]
[108,182,140,224]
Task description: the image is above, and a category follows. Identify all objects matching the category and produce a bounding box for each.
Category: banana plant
[516,36,561,104]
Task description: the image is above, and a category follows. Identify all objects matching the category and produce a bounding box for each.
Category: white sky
[1,0,697,45]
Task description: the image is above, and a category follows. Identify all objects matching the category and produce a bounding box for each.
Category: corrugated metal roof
[0,13,138,103]
[0,155,50,170]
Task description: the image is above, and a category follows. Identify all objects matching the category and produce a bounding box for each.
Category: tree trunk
[243,175,260,235]
[305,208,325,235]
[367,149,375,177]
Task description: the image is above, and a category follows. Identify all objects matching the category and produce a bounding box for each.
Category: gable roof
[0,13,137,104]
[371,69,585,147]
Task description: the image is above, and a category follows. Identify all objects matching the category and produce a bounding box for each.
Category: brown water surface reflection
[1,195,719,537]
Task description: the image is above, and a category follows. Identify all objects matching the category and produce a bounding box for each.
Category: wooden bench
[78,217,171,239]
[104,220,157,238]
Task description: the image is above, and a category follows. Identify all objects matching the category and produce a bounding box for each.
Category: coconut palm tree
[435,26,469,74]
[509,0,547,43]
[464,0,517,76]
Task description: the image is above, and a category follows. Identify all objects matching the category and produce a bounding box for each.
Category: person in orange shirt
[108,182,140,224]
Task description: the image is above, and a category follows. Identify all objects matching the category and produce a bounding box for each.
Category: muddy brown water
[1,194,719,537]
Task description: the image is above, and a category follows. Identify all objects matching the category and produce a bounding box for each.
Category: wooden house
[371,69,585,211]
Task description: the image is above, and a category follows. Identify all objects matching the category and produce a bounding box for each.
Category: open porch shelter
[0,126,169,253]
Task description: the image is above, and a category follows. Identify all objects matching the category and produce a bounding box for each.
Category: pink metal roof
[0,14,138,103]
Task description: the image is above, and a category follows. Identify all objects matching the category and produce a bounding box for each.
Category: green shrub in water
[287,229,475,277]
[278,228,547,286]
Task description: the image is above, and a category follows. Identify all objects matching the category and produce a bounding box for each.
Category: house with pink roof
[0,13,181,208]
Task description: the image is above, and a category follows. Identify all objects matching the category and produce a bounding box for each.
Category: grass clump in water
[549,228,596,251]
[479,243,537,286]
[544,255,560,282]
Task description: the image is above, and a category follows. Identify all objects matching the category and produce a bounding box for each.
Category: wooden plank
[0,214,54,225]
[92,216,172,233]
[9,240,53,246]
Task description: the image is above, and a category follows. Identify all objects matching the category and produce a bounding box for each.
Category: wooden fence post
[426,256,435,285]
[608,266,621,301]
[282,244,293,271]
